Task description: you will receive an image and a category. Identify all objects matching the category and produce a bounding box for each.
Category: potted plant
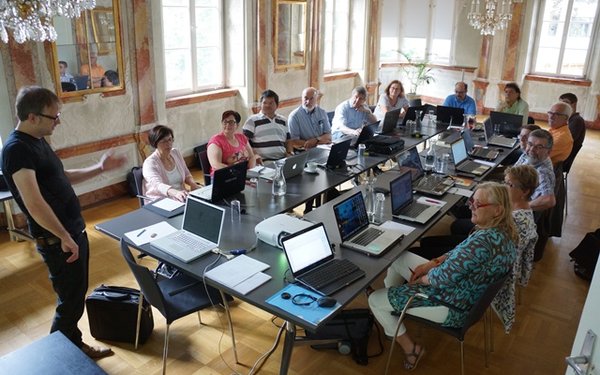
[398,51,435,98]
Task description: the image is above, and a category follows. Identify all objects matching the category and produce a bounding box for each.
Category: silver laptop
[451,138,491,176]
[484,117,518,148]
[332,191,403,257]
[396,148,454,196]
[261,152,309,180]
[150,196,225,263]
[462,130,499,160]
[390,171,440,223]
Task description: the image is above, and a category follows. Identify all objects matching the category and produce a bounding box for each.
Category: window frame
[530,0,600,78]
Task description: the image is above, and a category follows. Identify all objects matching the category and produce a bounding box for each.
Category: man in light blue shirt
[332,86,377,140]
[288,87,332,149]
[443,82,476,115]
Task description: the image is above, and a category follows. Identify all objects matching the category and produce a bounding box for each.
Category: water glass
[231,199,241,222]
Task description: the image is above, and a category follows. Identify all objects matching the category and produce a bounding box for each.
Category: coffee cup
[306,162,318,172]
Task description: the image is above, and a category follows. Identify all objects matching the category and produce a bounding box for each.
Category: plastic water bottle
[373,193,386,224]
[424,141,436,171]
[272,159,287,196]
[364,177,376,221]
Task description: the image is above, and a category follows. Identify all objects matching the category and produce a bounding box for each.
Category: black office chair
[131,166,145,207]
[61,82,77,92]
[563,143,582,215]
[327,111,335,127]
[527,116,535,124]
[193,143,211,186]
[120,239,227,375]
[385,273,509,375]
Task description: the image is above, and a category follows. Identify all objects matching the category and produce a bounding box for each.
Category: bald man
[288,87,332,149]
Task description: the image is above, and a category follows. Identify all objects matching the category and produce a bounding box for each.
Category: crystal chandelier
[467,0,523,36]
[0,0,96,43]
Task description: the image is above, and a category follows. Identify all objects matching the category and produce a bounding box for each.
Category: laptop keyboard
[171,232,213,253]
[472,148,496,159]
[301,259,361,290]
[353,227,383,246]
[460,160,483,171]
[401,202,429,217]
[417,175,443,190]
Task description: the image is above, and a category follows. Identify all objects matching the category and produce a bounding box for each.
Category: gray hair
[551,101,573,118]
[352,86,368,97]
[529,128,554,150]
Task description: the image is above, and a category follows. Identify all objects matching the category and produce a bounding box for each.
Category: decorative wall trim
[323,71,358,82]
[165,88,238,109]
[55,133,137,159]
[525,74,592,87]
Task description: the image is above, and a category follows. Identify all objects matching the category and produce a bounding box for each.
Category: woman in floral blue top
[368,182,517,371]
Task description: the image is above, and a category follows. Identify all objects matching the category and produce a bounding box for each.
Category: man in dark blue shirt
[1,86,126,359]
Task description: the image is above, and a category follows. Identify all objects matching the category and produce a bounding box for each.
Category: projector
[255,214,313,248]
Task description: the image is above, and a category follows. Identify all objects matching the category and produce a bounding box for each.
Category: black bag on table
[569,229,600,281]
[304,308,381,365]
[86,284,153,344]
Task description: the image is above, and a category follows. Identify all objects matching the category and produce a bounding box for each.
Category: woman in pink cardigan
[142,125,200,202]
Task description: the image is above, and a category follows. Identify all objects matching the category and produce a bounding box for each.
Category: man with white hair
[546,101,573,165]
[288,87,331,149]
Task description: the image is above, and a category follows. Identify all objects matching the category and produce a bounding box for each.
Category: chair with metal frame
[131,166,145,207]
[120,239,237,375]
[384,273,510,375]
[563,142,582,216]
[193,143,212,186]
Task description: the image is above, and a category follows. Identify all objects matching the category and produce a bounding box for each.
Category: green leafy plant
[398,51,435,94]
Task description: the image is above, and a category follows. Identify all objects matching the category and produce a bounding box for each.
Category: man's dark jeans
[37,231,89,347]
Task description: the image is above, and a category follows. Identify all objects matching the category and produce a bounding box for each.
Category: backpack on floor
[569,229,600,281]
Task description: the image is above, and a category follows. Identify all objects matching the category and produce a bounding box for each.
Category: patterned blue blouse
[387,228,516,328]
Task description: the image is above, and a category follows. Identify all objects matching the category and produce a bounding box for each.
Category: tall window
[532,0,599,77]
[323,0,350,73]
[162,0,224,95]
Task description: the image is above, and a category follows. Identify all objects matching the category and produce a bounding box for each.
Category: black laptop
[436,105,464,127]
[401,105,426,127]
[190,160,248,202]
[450,138,491,176]
[396,148,454,196]
[378,108,402,134]
[281,222,365,296]
[322,139,352,169]
[490,111,523,137]
[390,171,440,223]
[462,130,499,160]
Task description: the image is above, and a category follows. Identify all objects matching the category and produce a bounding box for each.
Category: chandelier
[0,0,96,44]
[467,0,523,36]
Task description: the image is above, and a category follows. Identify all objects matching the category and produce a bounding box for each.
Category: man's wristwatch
[316,136,321,142]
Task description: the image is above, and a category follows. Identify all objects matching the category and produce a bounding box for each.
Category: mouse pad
[266,284,341,328]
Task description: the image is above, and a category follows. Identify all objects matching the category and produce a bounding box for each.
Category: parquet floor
[0,128,598,374]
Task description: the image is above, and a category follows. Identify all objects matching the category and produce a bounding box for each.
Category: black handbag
[569,229,600,281]
[86,284,154,344]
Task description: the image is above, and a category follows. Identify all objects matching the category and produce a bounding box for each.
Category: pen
[136,229,146,237]
[424,198,440,205]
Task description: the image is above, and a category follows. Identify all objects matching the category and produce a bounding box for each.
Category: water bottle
[373,192,386,224]
[364,177,376,221]
[424,141,436,171]
[414,110,423,133]
[435,153,450,175]
[272,159,287,196]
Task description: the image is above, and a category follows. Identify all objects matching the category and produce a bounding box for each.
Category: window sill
[525,74,591,87]
[380,62,476,73]
[323,71,358,82]
[165,88,238,109]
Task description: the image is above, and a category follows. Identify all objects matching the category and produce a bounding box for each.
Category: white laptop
[332,191,403,257]
[484,117,518,148]
[150,195,225,263]
[260,152,309,180]
[390,171,440,224]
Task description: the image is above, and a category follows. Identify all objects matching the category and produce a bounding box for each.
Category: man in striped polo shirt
[288,87,332,150]
[243,89,293,162]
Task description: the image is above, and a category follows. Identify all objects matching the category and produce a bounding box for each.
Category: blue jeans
[37,231,89,347]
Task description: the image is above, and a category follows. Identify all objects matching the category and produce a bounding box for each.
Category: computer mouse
[281,292,291,300]
[317,296,337,308]
[497,148,504,153]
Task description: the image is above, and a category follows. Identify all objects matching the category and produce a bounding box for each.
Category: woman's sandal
[404,343,425,372]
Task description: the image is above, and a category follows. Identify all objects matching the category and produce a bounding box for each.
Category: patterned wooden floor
[0,128,598,374]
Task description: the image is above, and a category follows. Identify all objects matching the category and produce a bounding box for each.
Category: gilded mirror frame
[49,0,124,101]
[273,0,307,72]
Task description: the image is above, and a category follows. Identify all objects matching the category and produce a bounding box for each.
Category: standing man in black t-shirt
[1,86,126,359]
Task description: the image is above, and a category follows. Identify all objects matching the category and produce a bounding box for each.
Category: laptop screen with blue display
[333,192,370,240]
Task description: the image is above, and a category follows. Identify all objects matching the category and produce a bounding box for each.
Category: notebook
[332,191,403,257]
[450,138,491,176]
[74,75,89,90]
[490,111,523,137]
[312,139,352,169]
[378,108,402,134]
[396,148,454,196]
[190,160,248,202]
[150,196,225,263]
[462,130,499,160]
[281,222,365,296]
[390,171,440,223]
[261,152,309,180]
[436,105,465,126]
[483,116,518,148]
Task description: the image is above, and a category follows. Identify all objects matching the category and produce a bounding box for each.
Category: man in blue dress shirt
[288,87,332,149]
[331,86,377,140]
[443,82,476,115]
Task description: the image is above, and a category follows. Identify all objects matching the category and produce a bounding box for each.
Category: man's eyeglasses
[526,141,548,151]
[547,111,568,118]
[468,196,496,210]
[37,113,60,122]
[455,91,466,95]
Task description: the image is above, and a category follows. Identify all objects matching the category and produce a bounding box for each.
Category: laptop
[260,152,309,180]
[450,138,491,176]
[332,191,403,257]
[401,105,425,127]
[378,108,402,134]
[281,222,365,296]
[490,111,523,137]
[150,196,225,263]
[390,171,441,223]
[190,160,248,202]
[311,139,352,169]
[74,75,89,90]
[396,148,454,196]
[352,121,380,147]
[484,116,518,148]
[436,105,465,126]
[462,130,499,160]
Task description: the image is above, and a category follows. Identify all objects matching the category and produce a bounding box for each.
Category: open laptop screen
[436,105,464,125]
[397,148,424,181]
[282,223,333,275]
[451,138,468,165]
[333,192,369,240]
[182,196,224,244]
[390,172,413,212]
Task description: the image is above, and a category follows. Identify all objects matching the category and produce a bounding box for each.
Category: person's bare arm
[529,194,556,211]
[207,143,228,170]
[12,169,79,263]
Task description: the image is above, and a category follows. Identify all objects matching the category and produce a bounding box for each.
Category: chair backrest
[131,166,145,206]
[527,116,535,125]
[327,111,335,127]
[563,142,582,174]
[120,239,168,317]
[460,273,510,336]
[193,143,211,186]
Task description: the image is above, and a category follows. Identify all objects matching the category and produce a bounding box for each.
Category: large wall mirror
[50,0,124,99]
[274,0,307,71]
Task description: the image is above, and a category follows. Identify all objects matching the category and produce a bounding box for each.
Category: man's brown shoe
[81,342,113,359]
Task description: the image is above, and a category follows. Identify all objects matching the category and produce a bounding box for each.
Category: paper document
[124,221,178,246]
[205,255,270,294]
[152,198,184,212]
[380,220,415,236]
[448,187,474,197]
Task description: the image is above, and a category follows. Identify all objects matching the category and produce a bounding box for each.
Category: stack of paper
[205,255,271,295]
